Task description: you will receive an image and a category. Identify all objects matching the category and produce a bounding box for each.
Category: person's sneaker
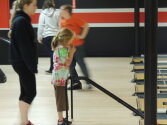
[57,119,66,125]
[45,70,52,74]
[67,82,82,90]
[82,84,92,90]
[63,118,72,124]
[26,121,34,125]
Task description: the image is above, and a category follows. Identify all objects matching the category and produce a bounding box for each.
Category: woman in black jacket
[9,0,37,125]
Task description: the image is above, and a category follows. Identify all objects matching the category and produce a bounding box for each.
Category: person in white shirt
[38,0,60,73]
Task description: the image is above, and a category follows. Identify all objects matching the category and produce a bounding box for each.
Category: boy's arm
[77,23,90,39]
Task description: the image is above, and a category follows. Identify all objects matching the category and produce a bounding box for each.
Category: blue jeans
[70,45,90,84]
[43,36,54,71]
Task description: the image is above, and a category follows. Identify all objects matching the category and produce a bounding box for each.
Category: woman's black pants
[12,63,36,104]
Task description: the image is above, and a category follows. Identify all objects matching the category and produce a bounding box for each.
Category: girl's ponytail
[10,0,19,27]
[51,34,59,50]
[8,0,20,38]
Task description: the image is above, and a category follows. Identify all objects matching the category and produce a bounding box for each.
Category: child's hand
[69,44,76,54]
[66,45,76,67]
[76,35,83,39]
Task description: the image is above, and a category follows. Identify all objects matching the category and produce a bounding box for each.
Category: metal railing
[65,76,144,125]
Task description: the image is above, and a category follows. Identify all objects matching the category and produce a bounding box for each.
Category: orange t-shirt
[61,15,86,46]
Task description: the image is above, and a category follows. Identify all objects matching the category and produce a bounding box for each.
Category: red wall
[0,0,10,28]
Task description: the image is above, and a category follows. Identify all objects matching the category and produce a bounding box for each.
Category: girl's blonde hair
[8,0,33,38]
[52,28,74,50]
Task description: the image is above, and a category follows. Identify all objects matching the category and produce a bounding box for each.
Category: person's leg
[50,51,54,71]
[68,54,82,90]
[70,56,81,84]
[47,36,54,72]
[43,36,54,72]
[12,64,36,125]
[58,112,63,121]
[75,45,90,79]
[19,101,30,125]
[75,45,92,90]
[54,86,68,122]
[20,71,36,125]
[17,76,29,125]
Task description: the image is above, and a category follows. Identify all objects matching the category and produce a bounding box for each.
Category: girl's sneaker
[57,119,66,125]
[63,118,72,124]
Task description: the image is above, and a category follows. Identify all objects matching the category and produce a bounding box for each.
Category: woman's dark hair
[42,0,56,9]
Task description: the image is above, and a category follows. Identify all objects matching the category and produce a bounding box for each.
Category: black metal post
[71,79,73,119]
[65,80,69,125]
[134,0,140,56]
[144,0,158,124]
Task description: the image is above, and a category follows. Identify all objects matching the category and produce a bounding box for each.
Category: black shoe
[45,70,52,74]
[67,83,82,90]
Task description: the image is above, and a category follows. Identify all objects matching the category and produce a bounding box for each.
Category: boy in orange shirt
[60,4,92,90]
